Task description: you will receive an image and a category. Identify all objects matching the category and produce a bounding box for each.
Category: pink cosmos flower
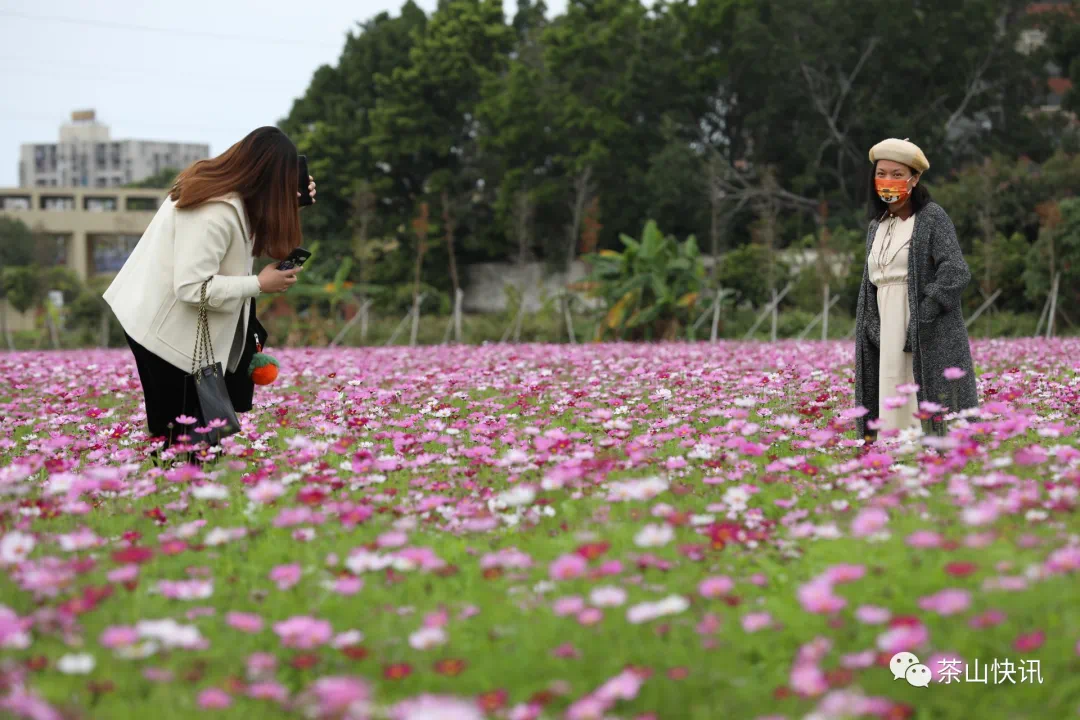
[850,508,888,537]
[1014,630,1045,653]
[577,608,604,626]
[882,396,910,411]
[741,612,772,632]
[589,586,627,607]
[0,687,63,720]
[698,576,734,598]
[1046,546,1080,573]
[875,622,929,653]
[226,612,264,634]
[961,500,1000,527]
[789,663,828,697]
[549,553,588,581]
[918,589,972,616]
[943,367,967,380]
[247,682,290,704]
[797,580,846,614]
[377,531,409,548]
[332,576,364,595]
[269,563,302,591]
[197,689,232,709]
[100,625,139,648]
[854,606,891,625]
[822,564,866,584]
[247,481,285,504]
[305,676,371,716]
[840,650,877,669]
[273,616,332,649]
[157,579,213,600]
[247,652,278,680]
[553,596,586,616]
[969,609,1006,629]
[408,626,448,650]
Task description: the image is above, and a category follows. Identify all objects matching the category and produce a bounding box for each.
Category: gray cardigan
[853,202,978,438]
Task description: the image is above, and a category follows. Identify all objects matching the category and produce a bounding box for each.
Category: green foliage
[967,232,1029,313]
[0,217,35,270]
[584,220,705,340]
[1024,197,1080,308]
[0,267,39,314]
[714,244,790,309]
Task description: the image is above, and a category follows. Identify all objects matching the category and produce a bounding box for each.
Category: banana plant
[582,220,705,341]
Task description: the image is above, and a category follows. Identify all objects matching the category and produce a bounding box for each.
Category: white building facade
[18,110,209,188]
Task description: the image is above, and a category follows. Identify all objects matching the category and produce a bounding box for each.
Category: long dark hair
[170,127,302,260]
[866,161,933,221]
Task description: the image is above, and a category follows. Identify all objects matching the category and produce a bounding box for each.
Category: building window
[90,235,139,274]
[85,196,118,212]
[0,196,31,210]
[126,196,158,211]
[95,177,108,188]
[95,143,107,170]
[41,196,75,210]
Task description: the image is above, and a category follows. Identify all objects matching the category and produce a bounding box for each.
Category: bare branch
[944,46,998,135]
[798,37,880,168]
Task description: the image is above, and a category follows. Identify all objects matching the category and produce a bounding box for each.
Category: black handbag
[182,280,241,446]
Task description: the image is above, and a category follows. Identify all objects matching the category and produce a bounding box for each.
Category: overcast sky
[0,0,565,187]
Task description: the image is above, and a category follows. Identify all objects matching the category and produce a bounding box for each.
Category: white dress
[869,214,919,432]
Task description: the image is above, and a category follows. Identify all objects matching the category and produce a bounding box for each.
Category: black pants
[125,299,267,448]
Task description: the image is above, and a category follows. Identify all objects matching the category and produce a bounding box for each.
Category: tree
[279,2,428,269]
[0,217,35,349]
[0,217,35,269]
[367,0,515,296]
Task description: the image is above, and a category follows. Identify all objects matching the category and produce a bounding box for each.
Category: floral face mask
[875,177,913,205]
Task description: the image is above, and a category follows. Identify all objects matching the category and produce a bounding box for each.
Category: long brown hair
[170,127,302,259]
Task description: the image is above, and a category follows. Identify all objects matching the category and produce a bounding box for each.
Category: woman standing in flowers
[104,127,314,449]
[854,138,977,440]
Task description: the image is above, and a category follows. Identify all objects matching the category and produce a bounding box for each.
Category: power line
[0,9,331,49]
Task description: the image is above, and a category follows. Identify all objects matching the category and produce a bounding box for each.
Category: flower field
[2,339,1080,720]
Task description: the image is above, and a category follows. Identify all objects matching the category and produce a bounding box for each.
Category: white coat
[104,193,262,373]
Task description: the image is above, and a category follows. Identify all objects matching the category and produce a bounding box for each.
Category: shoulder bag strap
[192,280,217,380]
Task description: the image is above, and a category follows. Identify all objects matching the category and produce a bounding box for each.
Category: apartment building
[18,110,209,188]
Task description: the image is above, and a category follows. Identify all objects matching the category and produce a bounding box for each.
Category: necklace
[874,215,910,275]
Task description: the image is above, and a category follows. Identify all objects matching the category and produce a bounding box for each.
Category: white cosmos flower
[192,484,229,500]
[57,653,95,674]
[408,627,447,651]
[634,524,674,548]
[0,531,35,565]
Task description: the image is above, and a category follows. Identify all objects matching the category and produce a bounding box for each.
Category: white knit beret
[869,138,929,173]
